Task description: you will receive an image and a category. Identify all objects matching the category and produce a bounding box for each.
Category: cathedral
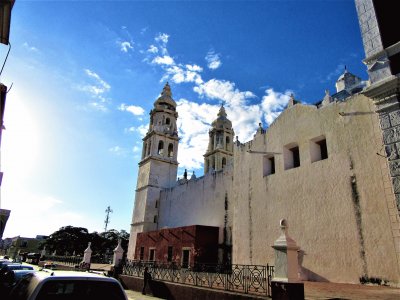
[128,0,400,285]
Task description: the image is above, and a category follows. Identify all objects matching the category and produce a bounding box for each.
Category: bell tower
[204,105,234,174]
[127,83,179,259]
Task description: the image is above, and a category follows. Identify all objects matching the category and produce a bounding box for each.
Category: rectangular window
[284,144,300,170]
[310,137,328,163]
[149,248,155,261]
[167,246,173,262]
[182,249,190,268]
[263,155,275,176]
[139,247,144,261]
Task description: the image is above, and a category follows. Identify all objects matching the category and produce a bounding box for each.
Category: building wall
[135,225,219,265]
[158,169,233,247]
[232,94,400,283]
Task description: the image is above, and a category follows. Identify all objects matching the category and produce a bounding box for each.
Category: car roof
[33,270,116,281]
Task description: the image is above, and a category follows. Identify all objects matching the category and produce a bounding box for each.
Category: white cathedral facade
[128,0,400,285]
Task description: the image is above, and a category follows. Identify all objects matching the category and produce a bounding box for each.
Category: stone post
[271,219,304,300]
[40,246,46,259]
[81,242,92,270]
[113,239,124,267]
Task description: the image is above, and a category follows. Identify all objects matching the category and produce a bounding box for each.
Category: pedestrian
[142,267,152,295]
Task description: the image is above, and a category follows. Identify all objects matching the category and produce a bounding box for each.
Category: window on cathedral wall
[153,215,158,223]
[158,141,164,155]
[263,155,275,176]
[310,136,328,163]
[222,157,227,168]
[226,136,230,151]
[166,118,170,125]
[167,246,173,262]
[149,248,156,261]
[139,247,144,261]
[148,141,151,155]
[284,143,300,170]
[168,143,173,157]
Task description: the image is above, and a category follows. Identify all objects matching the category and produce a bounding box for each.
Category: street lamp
[0,0,15,45]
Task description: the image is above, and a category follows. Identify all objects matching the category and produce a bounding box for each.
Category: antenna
[104,206,113,232]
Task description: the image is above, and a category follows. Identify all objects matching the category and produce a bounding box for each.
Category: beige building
[128,0,400,285]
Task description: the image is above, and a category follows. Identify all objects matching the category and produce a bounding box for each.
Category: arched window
[168,143,174,157]
[158,141,164,155]
[222,157,227,168]
[226,136,230,150]
[147,141,151,155]
[166,118,170,125]
[153,215,158,223]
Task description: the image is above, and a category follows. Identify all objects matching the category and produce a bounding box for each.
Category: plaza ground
[124,281,400,300]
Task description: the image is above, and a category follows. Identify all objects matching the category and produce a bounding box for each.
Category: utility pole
[104,206,113,232]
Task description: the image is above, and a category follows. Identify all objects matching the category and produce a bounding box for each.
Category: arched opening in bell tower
[158,141,164,155]
[168,143,174,157]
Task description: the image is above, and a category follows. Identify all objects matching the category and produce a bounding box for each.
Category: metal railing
[44,255,82,266]
[121,260,274,297]
[91,254,113,264]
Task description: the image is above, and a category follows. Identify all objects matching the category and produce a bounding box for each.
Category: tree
[43,226,129,257]
[43,226,90,255]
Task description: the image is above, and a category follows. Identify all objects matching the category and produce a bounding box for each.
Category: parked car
[0,269,36,294]
[7,269,128,300]
[0,264,34,275]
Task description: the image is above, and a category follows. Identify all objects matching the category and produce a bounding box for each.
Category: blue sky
[0,0,366,239]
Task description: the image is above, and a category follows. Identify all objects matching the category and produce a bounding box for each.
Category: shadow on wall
[298,250,329,283]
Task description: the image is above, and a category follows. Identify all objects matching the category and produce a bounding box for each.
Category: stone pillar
[40,246,46,259]
[81,242,92,269]
[271,219,304,300]
[113,239,124,267]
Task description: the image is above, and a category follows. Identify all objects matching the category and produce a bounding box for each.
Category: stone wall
[232,94,400,283]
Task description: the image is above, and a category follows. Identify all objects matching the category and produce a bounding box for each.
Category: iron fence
[121,260,274,297]
[44,255,82,267]
[91,254,113,264]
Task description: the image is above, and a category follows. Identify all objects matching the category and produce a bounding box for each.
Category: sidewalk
[125,289,164,300]
[304,281,400,300]
[124,282,400,300]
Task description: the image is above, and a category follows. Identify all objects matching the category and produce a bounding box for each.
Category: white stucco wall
[158,168,233,246]
[232,94,400,283]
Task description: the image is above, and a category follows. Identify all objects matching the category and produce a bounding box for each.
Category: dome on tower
[154,82,177,110]
[211,105,232,130]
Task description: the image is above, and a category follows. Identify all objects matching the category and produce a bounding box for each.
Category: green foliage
[43,226,129,256]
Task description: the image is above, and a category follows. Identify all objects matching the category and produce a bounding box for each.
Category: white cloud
[23,42,39,53]
[83,69,111,95]
[261,88,292,125]
[194,79,255,107]
[109,146,128,156]
[205,50,222,70]
[155,33,169,44]
[118,103,145,116]
[152,55,175,66]
[162,65,203,85]
[125,124,148,137]
[89,102,108,112]
[147,45,158,53]
[119,41,133,53]
[132,146,141,153]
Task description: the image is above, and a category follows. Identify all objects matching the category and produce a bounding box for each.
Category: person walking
[142,267,152,295]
